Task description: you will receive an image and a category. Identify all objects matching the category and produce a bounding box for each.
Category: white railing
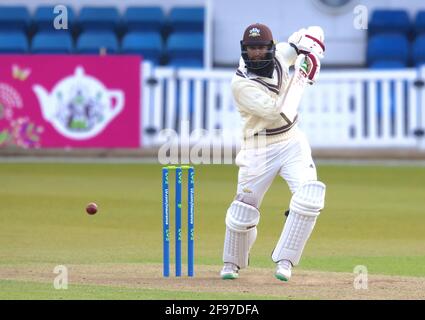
[299,69,424,148]
[142,63,239,148]
[141,62,425,150]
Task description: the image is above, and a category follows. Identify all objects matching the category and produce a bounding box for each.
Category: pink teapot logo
[32,66,124,140]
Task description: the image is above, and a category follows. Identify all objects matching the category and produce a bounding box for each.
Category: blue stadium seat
[166,32,204,67]
[168,7,204,32]
[76,31,119,54]
[124,7,165,32]
[0,6,30,32]
[367,34,409,67]
[412,35,425,67]
[79,7,120,31]
[414,11,425,36]
[168,59,204,68]
[0,31,29,53]
[369,61,408,69]
[34,5,75,32]
[369,9,411,36]
[32,32,73,53]
[122,32,163,64]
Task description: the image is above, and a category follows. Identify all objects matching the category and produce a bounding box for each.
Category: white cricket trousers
[235,129,317,208]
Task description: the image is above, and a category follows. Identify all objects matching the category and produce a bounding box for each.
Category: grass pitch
[0,162,424,299]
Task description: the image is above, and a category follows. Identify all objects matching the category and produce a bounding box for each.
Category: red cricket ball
[86,202,98,215]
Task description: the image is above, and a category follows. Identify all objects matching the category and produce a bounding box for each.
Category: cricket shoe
[220,263,239,280]
[275,259,292,282]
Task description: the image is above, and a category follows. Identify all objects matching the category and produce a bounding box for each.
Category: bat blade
[279,57,309,123]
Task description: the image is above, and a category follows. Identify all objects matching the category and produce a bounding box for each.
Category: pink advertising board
[0,55,141,148]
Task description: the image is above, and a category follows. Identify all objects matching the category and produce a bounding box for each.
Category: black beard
[247,60,275,78]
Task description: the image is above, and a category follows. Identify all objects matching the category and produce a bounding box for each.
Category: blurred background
[0,0,424,161]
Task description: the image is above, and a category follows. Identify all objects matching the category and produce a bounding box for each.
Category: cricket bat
[279,54,309,123]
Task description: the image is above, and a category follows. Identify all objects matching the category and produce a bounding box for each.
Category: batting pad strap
[225,200,260,232]
[290,180,326,216]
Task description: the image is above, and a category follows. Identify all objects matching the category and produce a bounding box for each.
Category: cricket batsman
[220,23,326,281]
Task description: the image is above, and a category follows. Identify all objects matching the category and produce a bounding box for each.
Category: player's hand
[288,28,307,53]
[288,26,325,59]
[295,52,321,85]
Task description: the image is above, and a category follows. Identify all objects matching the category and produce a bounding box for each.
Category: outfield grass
[0,279,287,300]
[1,162,424,299]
